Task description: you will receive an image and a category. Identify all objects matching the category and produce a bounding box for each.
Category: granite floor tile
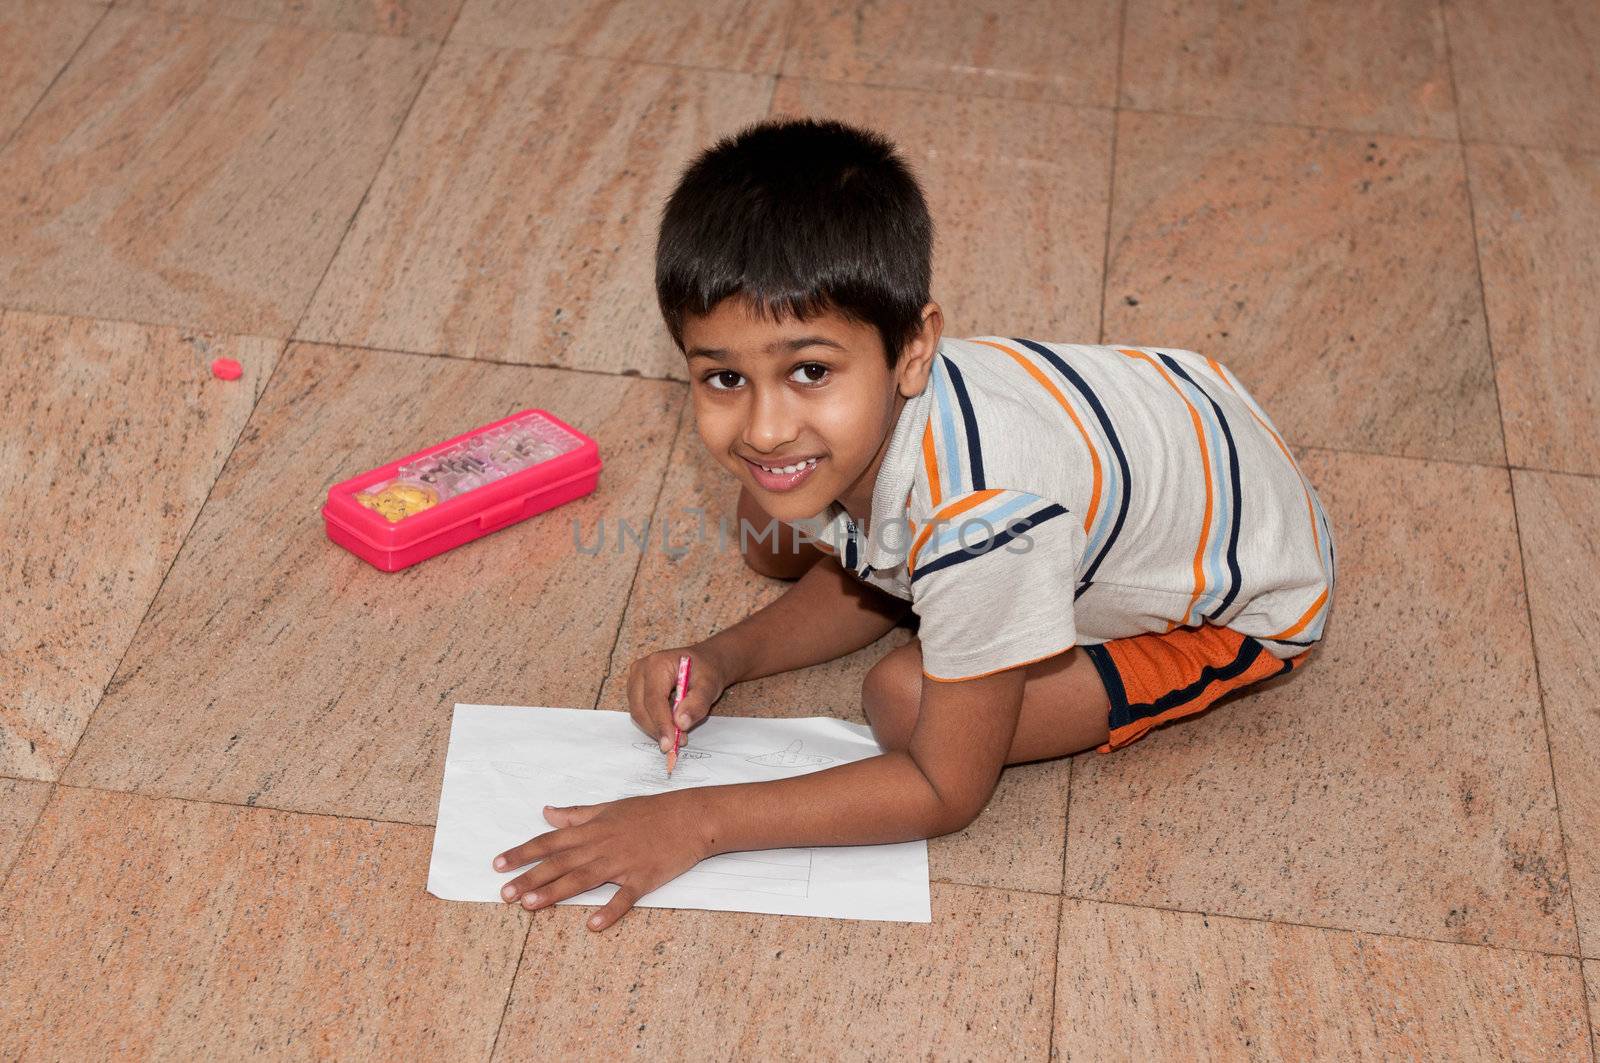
[1063,450,1576,955]
[0,787,526,1060]
[1053,899,1592,1060]
[297,43,771,375]
[1103,110,1502,465]
[771,78,1112,345]
[1468,144,1600,476]
[62,343,682,823]
[116,0,464,38]
[495,882,1057,1059]
[1513,469,1600,955]
[0,1,105,147]
[450,0,790,73]
[0,8,435,336]
[0,311,280,781]
[596,420,1071,894]
[780,0,1120,107]
[0,778,50,884]
[1442,0,1600,153]
[1121,0,1456,140]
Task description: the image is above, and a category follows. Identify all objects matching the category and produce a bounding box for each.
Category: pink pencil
[666,654,691,776]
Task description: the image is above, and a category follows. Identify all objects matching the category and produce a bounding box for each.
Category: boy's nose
[742,390,801,453]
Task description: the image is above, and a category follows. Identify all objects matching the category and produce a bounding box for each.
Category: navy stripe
[909,503,1069,584]
[1111,636,1265,730]
[1264,635,1318,648]
[942,356,986,491]
[1083,643,1128,725]
[1159,354,1244,620]
[1012,338,1132,587]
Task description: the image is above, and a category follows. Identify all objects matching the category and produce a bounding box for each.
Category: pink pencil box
[322,409,601,572]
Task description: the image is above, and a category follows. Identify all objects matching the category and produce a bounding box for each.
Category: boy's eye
[703,370,743,391]
[790,363,829,385]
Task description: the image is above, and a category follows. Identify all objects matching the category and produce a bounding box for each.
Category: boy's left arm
[494,668,1025,930]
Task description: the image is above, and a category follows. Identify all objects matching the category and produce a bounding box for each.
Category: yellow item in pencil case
[355,481,439,523]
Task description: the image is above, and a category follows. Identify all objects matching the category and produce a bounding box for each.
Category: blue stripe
[942,357,986,491]
[919,492,1037,563]
[1160,355,1244,621]
[931,356,965,496]
[910,503,1069,583]
[1013,339,1132,587]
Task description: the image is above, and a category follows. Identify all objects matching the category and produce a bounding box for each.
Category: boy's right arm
[704,554,909,683]
[626,556,909,744]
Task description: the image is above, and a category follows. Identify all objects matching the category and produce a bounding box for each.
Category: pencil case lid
[322,408,600,553]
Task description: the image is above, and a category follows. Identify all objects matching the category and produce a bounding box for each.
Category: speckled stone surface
[771,78,1112,345]
[1054,899,1592,1059]
[0,311,280,781]
[595,410,1072,894]
[1121,0,1456,139]
[1468,145,1600,476]
[0,778,50,884]
[1103,111,1501,465]
[0,1,104,146]
[117,0,464,37]
[450,0,790,73]
[780,0,1120,107]
[1063,450,1577,955]
[62,343,682,823]
[0,8,434,337]
[0,787,527,1059]
[1442,0,1600,153]
[296,43,771,375]
[1513,470,1600,955]
[496,882,1058,1058]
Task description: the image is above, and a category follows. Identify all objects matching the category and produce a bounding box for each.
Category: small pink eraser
[210,357,243,381]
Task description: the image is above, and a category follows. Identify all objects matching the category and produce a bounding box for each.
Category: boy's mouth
[744,455,822,492]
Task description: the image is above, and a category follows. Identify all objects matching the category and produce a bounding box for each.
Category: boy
[492,119,1335,931]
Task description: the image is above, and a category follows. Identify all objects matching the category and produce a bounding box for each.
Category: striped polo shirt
[794,336,1336,682]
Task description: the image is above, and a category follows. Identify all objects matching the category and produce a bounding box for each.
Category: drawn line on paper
[631,738,838,768]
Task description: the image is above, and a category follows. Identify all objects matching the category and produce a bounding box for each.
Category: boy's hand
[492,790,711,930]
[625,644,735,750]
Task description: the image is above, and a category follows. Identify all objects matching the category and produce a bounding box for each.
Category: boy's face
[681,296,936,525]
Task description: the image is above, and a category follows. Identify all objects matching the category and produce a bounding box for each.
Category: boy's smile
[681,296,938,528]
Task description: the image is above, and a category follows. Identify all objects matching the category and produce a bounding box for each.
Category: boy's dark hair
[655,118,933,366]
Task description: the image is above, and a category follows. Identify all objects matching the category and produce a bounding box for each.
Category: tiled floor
[2,0,1596,1057]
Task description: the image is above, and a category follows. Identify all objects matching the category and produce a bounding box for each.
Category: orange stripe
[1205,355,1330,639]
[970,339,1101,534]
[907,489,1001,574]
[921,420,941,508]
[1121,349,1214,625]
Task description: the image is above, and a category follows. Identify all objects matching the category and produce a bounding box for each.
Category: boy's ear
[896,301,943,398]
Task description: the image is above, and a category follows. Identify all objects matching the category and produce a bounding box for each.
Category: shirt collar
[846,349,938,574]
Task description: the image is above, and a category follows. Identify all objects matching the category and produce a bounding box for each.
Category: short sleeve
[908,489,1084,680]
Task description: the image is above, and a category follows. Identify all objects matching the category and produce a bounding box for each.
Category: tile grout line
[1052,888,1594,964]
[56,339,293,788]
[1440,2,1595,1026]
[0,1,113,158]
[16,304,1600,484]
[0,782,57,897]
[283,29,453,341]
[587,393,695,714]
[484,53,694,1040]
[1059,3,1130,1055]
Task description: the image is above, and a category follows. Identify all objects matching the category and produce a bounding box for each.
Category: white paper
[427,704,931,922]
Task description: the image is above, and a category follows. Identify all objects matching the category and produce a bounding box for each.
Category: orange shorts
[1081,624,1312,754]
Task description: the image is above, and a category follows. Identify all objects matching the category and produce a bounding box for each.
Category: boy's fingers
[586,885,642,930]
